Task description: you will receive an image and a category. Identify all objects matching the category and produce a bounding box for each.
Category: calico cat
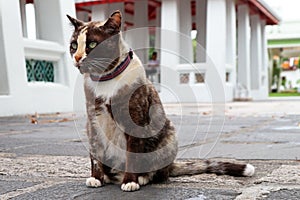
[67,11,255,192]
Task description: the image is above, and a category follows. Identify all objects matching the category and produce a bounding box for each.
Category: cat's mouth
[75,63,86,74]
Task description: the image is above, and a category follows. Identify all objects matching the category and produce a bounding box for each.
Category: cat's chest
[86,76,125,99]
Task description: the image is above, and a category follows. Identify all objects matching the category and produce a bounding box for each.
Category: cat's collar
[90,49,133,82]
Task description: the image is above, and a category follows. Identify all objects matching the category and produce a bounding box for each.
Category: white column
[0,0,26,96]
[179,0,193,64]
[261,20,268,77]
[0,0,80,115]
[160,0,180,100]
[34,0,69,44]
[19,0,27,37]
[261,19,269,98]
[92,4,109,21]
[206,0,226,84]
[195,0,207,63]
[154,6,161,53]
[226,0,236,84]
[131,0,149,64]
[160,0,180,64]
[33,0,78,84]
[250,14,262,90]
[237,4,251,95]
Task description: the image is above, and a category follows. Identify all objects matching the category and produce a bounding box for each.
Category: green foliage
[148,47,155,60]
[192,39,197,63]
[270,92,300,97]
[271,59,281,85]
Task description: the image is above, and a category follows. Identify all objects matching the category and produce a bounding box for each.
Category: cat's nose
[74,55,82,62]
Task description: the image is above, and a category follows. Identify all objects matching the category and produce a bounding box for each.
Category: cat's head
[67,11,122,74]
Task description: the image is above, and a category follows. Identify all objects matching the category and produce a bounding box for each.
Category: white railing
[175,63,207,85]
[160,62,235,102]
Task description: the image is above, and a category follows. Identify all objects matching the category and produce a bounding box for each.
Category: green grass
[269,92,300,97]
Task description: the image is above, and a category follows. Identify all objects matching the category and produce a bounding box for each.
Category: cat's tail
[169,159,255,177]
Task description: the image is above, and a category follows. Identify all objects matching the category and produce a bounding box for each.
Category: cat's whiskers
[84,58,117,71]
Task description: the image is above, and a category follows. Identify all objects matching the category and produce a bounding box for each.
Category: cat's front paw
[121,182,140,192]
[138,176,149,186]
[86,177,102,188]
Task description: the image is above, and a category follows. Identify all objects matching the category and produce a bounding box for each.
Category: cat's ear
[103,10,122,34]
[66,15,84,29]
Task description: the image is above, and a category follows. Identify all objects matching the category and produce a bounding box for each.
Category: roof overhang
[74,0,281,26]
[238,0,280,25]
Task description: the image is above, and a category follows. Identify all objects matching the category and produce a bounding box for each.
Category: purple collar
[90,50,133,82]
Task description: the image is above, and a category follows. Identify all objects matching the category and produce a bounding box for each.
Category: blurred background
[0,0,299,116]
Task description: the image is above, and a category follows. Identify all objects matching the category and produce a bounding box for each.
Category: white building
[267,20,300,90]
[76,0,279,103]
[0,0,77,116]
[0,0,279,116]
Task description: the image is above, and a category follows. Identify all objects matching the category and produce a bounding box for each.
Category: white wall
[0,0,84,116]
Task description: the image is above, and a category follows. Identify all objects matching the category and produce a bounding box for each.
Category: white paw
[86,177,102,188]
[103,175,111,184]
[121,182,140,192]
[138,176,149,186]
[243,164,255,177]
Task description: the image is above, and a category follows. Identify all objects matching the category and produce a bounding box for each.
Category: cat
[67,10,255,192]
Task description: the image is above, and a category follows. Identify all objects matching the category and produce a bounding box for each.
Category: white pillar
[179,0,193,64]
[34,0,70,44]
[237,4,251,96]
[261,19,269,98]
[19,0,27,37]
[0,0,26,95]
[226,0,236,85]
[160,0,180,64]
[33,0,77,85]
[261,20,268,73]
[131,0,149,64]
[0,0,79,115]
[92,4,109,21]
[160,0,180,100]
[250,14,262,90]
[195,0,207,63]
[206,0,226,84]
[154,6,161,52]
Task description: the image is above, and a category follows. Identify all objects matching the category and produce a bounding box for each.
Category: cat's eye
[88,42,98,49]
[71,42,77,50]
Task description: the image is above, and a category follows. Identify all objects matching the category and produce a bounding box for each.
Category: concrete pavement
[0,98,300,199]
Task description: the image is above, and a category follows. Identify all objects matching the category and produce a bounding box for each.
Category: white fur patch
[103,175,111,184]
[86,177,102,187]
[73,28,87,63]
[243,164,255,177]
[85,58,144,99]
[138,176,149,186]
[121,182,140,192]
[86,77,125,99]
